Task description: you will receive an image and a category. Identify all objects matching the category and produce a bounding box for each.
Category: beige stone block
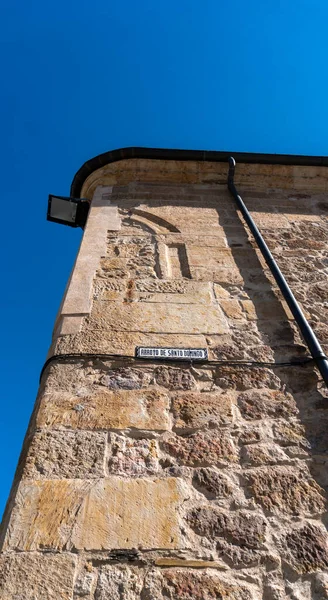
[54,330,209,357]
[89,301,228,334]
[0,552,77,600]
[3,478,187,551]
[241,299,294,321]
[37,389,170,431]
[286,212,322,222]
[213,283,230,299]
[172,391,237,430]
[158,233,228,248]
[187,247,236,268]
[22,430,106,479]
[251,212,291,228]
[190,266,244,285]
[135,280,212,304]
[220,300,244,320]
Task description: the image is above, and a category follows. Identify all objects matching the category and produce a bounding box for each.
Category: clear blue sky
[1,0,327,518]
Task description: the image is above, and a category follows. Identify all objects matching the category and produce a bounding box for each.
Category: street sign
[135,347,208,361]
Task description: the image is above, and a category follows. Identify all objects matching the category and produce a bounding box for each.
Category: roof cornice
[71,146,328,197]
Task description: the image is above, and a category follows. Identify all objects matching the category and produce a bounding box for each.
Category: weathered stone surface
[135,280,213,304]
[192,468,234,500]
[240,442,289,467]
[74,563,96,598]
[22,430,106,479]
[237,389,297,420]
[191,265,244,285]
[88,301,228,334]
[172,391,236,430]
[0,552,77,600]
[95,565,143,600]
[101,367,151,389]
[37,389,170,431]
[55,329,209,357]
[245,466,326,515]
[162,430,237,467]
[155,366,196,390]
[3,478,186,551]
[143,568,255,599]
[282,523,328,574]
[215,367,281,390]
[186,506,266,547]
[107,434,160,476]
[301,416,328,454]
[272,420,308,447]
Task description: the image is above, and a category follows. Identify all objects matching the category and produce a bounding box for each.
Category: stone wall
[1,158,328,599]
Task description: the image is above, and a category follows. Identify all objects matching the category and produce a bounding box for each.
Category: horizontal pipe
[227,157,328,388]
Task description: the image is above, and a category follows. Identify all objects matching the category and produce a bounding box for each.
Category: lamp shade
[47,195,90,228]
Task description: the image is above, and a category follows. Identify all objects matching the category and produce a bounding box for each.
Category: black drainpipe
[227,157,328,388]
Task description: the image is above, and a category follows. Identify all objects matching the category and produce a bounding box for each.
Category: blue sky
[1,0,328,518]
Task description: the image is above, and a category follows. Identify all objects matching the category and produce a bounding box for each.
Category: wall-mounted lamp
[47,195,90,228]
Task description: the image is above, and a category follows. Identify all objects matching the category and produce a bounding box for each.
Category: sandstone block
[245,465,325,515]
[272,421,307,447]
[143,568,255,599]
[95,565,143,599]
[155,366,196,390]
[22,430,106,479]
[240,442,289,467]
[88,301,227,334]
[55,330,209,357]
[215,367,281,390]
[237,389,298,420]
[187,247,236,268]
[101,366,151,390]
[37,389,170,431]
[186,506,266,547]
[161,430,237,467]
[190,266,244,285]
[107,434,160,476]
[3,478,186,551]
[0,552,76,600]
[192,468,234,500]
[74,564,96,598]
[186,507,267,568]
[220,300,244,320]
[172,391,236,430]
[282,523,328,574]
[135,280,213,304]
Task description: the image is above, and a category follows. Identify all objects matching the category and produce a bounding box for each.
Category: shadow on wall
[220,202,328,529]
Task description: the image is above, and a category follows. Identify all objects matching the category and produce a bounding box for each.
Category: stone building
[1,147,328,599]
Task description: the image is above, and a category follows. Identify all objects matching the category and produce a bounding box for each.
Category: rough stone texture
[237,389,298,420]
[186,506,267,548]
[161,430,237,467]
[107,434,160,476]
[0,552,77,600]
[155,366,196,390]
[281,523,328,574]
[245,466,326,515]
[143,568,256,599]
[2,158,328,598]
[95,565,143,599]
[172,391,236,431]
[192,468,235,500]
[22,430,106,479]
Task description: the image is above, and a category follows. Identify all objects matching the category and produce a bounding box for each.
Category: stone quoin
[1,148,328,599]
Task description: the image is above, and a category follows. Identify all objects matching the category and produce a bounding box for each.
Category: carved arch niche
[120,208,191,279]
